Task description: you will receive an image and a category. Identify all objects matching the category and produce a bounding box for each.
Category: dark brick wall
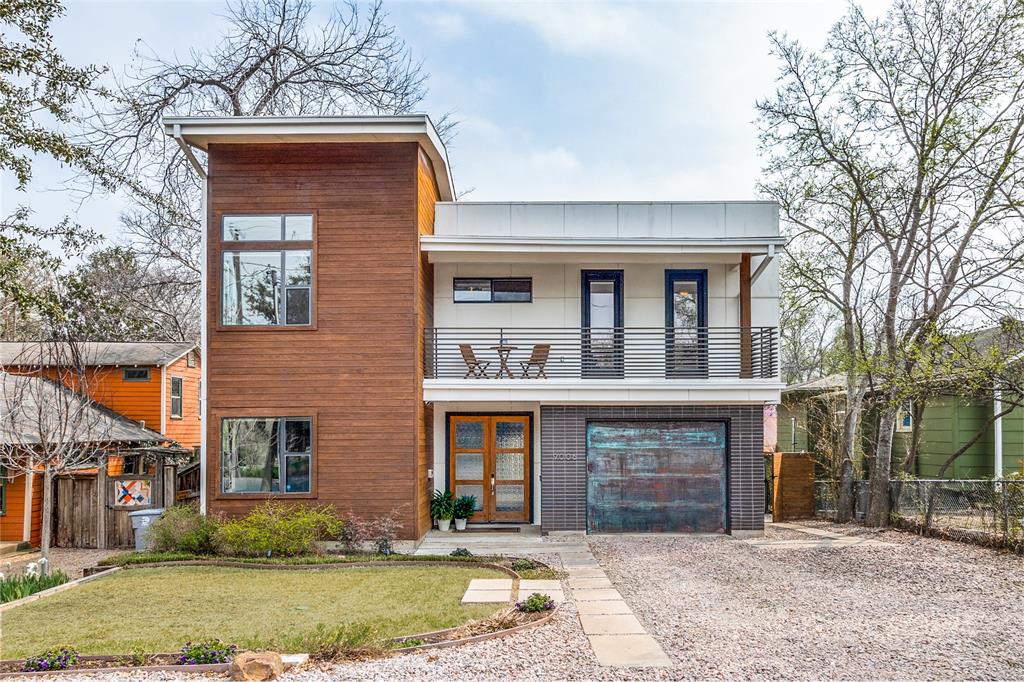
[540,405,765,533]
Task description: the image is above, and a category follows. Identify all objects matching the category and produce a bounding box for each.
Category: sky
[2,0,891,246]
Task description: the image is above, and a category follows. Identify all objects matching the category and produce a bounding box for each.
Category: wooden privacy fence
[771,452,816,521]
[53,464,177,549]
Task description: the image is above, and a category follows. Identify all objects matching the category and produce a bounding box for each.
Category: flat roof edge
[162,114,455,200]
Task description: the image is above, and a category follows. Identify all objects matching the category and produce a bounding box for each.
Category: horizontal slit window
[454,278,532,303]
[122,368,150,382]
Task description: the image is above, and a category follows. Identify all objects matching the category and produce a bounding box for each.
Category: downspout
[994,389,1003,480]
[172,125,209,514]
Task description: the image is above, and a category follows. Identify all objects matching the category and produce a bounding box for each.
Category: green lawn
[0,565,504,658]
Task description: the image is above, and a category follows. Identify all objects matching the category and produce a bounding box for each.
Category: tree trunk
[835,379,865,523]
[40,467,54,576]
[866,405,897,526]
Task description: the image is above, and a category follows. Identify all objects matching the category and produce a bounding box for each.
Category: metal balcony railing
[424,327,778,380]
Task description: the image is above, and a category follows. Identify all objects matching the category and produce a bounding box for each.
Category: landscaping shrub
[1,570,70,603]
[177,640,238,665]
[148,506,222,554]
[336,513,370,551]
[510,558,536,572]
[449,547,473,558]
[21,647,79,672]
[365,510,402,555]
[220,502,342,557]
[515,592,555,613]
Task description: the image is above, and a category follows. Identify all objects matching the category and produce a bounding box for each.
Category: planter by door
[449,415,531,523]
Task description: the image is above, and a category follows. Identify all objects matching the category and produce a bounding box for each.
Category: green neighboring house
[778,375,1024,480]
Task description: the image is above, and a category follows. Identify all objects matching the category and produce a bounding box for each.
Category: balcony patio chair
[459,344,491,378]
[519,343,551,378]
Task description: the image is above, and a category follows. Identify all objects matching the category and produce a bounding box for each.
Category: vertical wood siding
[206,142,426,538]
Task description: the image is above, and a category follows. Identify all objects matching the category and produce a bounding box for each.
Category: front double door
[449,415,530,523]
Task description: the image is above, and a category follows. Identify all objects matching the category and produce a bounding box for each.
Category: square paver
[461,589,511,604]
[569,576,613,589]
[587,634,672,667]
[565,561,602,573]
[576,600,634,615]
[573,588,623,601]
[579,613,647,635]
[468,579,513,590]
[519,579,561,591]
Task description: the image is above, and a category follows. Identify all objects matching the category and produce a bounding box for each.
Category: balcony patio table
[489,344,518,379]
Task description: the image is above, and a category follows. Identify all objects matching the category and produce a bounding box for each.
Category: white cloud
[418,11,470,41]
[527,147,581,173]
[473,2,669,60]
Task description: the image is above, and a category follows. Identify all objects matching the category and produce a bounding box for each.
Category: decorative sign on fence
[114,479,152,507]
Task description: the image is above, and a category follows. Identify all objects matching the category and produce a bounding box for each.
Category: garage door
[586,421,727,533]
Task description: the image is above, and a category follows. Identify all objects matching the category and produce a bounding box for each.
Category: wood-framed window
[122,368,150,382]
[453,277,532,303]
[220,417,312,495]
[170,376,183,419]
[219,214,315,329]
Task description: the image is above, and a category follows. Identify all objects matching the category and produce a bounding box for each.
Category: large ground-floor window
[221,417,312,494]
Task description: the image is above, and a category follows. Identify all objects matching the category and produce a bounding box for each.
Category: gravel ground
[8,527,1022,680]
[3,548,121,579]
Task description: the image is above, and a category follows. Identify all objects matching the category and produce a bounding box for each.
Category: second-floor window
[220,214,313,327]
[170,377,183,419]
[454,278,532,303]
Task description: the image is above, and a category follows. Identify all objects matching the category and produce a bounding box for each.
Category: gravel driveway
[299,525,1023,681]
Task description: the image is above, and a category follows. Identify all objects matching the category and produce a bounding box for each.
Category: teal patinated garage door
[586,421,727,533]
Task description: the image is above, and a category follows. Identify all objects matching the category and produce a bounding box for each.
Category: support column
[994,389,1004,479]
[740,253,752,378]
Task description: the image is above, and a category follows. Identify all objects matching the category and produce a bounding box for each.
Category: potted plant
[431,490,455,532]
[453,495,476,531]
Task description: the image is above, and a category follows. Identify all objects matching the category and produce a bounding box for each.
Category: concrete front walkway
[562,544,672,668]
[433,527,671,667]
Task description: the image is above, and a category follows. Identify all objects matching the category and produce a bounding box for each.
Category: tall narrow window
[170,377,183,419]
[220,214,313,327]
[221,417,312,494]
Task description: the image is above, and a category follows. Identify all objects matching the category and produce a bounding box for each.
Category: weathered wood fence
[53,464,177,549]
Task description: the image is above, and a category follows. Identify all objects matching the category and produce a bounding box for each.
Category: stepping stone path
[459,546,672,667]
[748,522,893,549]
[562,547,672,668]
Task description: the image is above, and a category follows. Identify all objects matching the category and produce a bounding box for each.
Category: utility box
[128,508,164,551]
[772,453,816,521]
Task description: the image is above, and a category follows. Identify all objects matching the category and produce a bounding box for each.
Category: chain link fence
[815,478,1024,552]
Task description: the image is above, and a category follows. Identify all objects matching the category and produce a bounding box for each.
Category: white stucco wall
[433,261,779,329]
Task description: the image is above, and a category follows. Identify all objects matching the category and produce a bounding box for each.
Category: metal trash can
[128,508,165,551]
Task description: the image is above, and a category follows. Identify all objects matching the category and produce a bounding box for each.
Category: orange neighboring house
[0,342,200,549]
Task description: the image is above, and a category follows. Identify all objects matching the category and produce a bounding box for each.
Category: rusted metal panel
[586,421,727,533]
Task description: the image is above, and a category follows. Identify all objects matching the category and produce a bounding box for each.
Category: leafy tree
[759,0,1024,525]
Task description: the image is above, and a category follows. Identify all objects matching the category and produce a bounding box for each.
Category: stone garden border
[0,557,559,676]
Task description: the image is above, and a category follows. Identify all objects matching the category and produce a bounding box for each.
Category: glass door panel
[665,270,707,378]
[582,270,623,378]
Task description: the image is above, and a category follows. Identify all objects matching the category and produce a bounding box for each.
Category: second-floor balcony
[424,327,778,381]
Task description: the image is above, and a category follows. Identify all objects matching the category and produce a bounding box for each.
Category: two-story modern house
[165,115,783,540]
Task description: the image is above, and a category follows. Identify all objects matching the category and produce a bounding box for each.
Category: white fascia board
[421,235,788,256]
[423,379,784,404]
[161,115,454,201]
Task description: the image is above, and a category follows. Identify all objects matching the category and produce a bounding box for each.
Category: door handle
[490,475,495,493]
